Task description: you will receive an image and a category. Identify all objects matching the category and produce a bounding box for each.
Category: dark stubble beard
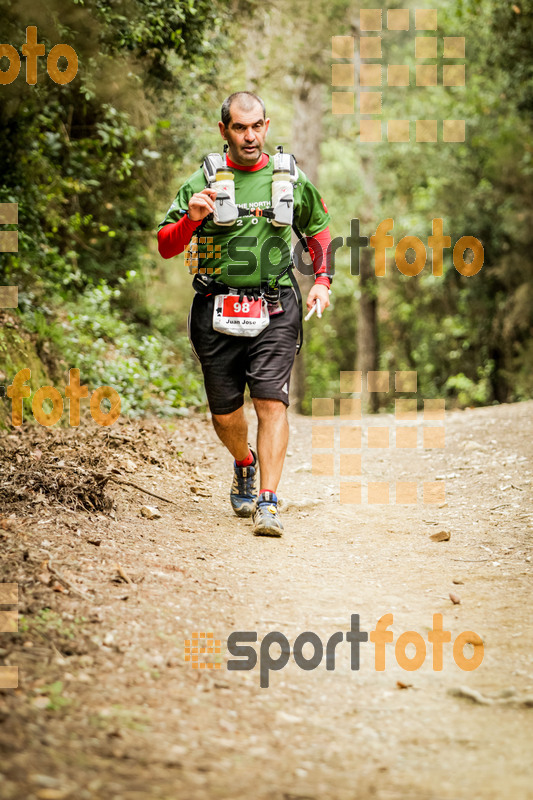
[238,144,262,164]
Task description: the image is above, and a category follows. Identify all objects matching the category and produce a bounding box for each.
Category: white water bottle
[271,169,294,226]
[213,167,239,226]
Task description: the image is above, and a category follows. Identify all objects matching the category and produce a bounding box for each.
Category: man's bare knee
[212,407,245,430]
[253,398,287,420]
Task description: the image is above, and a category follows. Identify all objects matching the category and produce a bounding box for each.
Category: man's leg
[212,406,257,518]
[212,406,250,461]
[252,398,289,492]
[188,294,257,517]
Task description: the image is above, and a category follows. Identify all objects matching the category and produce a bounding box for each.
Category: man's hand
[305,283,330,313]
[188,188,218,221]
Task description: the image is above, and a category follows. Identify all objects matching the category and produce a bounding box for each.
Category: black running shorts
[188,286,300,415]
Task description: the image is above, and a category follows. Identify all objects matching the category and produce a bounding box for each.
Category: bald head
[221,92,266,128]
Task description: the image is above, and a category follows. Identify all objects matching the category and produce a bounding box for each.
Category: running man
[158,91,332,536]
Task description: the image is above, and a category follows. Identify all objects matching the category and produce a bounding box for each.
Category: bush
[27,275,205,417]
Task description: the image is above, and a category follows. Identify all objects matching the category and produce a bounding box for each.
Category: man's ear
[218,121,227,140]
[264,118,270,135]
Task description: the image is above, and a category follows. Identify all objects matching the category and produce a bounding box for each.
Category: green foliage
[0,0,254,416]
[89,705,150,732]
[1,0,531,415]
[33,681,72,711]
[345,0,533,407]
[26,277,205,415]
[445,368,493,407]
[301,271,359,415]
[0,320,53,429]
[18,608,82,640]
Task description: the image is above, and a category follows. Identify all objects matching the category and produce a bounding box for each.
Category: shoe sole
[232,505,254,519]
[253,525,283,537]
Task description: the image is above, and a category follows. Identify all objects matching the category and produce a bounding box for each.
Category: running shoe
[230,450,257,518]
[252,491,284,537]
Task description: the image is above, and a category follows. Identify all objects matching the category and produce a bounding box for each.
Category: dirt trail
[1,401,532,800]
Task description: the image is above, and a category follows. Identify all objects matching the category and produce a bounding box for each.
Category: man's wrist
[314,274,331,289]
[184,211,202,227]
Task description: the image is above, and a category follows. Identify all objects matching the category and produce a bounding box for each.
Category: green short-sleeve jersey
[158,156,329,288]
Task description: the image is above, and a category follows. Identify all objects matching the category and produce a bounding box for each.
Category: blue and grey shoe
[252,491,284,537]
[230,450,257,518]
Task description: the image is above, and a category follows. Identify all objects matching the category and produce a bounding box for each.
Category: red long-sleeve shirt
[157,153,331,286]
[157,213,201,260]
[158,215,331,285]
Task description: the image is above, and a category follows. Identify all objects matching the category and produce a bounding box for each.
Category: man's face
[218,102,270,166]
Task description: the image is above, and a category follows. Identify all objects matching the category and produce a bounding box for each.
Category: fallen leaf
[397,680,413,689]
[449,592,461,604]
[452,579,464,585]
[430,530,451,542]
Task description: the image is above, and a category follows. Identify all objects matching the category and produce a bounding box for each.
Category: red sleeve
[306,226,332,288]
[157,214,202,259]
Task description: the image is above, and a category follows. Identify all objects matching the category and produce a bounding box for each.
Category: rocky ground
[0,400,532,800]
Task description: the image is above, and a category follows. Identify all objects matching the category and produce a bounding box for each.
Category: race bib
[213,295,270,337]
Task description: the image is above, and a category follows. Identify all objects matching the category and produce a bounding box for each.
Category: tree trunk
[357,154,380,413]
[289,79,324,413]
[357,247,379,413]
